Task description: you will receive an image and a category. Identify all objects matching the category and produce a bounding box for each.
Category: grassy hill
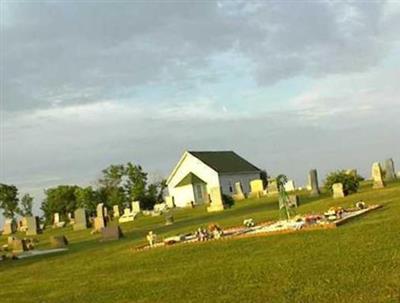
[1,181,399,303]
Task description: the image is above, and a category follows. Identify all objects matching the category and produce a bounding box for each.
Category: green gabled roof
[188,151,261,174]
[175,173,207,187]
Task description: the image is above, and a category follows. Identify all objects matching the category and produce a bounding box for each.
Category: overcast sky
[1,1,400,220]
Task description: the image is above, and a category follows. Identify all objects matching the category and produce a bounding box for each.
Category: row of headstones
[2,216,41,236]
[309,158,397,199]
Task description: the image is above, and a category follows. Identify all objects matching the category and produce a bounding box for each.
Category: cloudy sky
[1,1,400,218]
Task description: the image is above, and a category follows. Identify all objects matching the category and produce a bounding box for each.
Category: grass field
[1,181,399,303]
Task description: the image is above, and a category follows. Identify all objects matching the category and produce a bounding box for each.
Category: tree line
[1,162,166,224]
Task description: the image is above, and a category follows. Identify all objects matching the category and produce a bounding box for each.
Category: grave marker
[308,169,320,197]
[207,187,225,212]
[332,183,346,198]
[232,182,246,201]
[113,205,120,218]
[73,208,88,231]
[101,226,123,241]
[25,216,40,236]
[383,158,396,181]
[284,180,296,192]
[372,162,385,189]
[2,218,17,235]
[50,236,68,248]
[249,179,264,198]
[131,201,141,213]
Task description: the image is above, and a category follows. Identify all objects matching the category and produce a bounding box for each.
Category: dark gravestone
[50,236,69,248]
[384,158,396,181]
[101,226,123,241]
[309,169,320,197]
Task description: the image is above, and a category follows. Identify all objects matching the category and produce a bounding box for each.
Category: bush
[324,170,364,195]
[222,194,234,208]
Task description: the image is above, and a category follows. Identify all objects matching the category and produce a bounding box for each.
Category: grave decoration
[135,202,382,251]
[277,174,296,220]
[243,218,255,227]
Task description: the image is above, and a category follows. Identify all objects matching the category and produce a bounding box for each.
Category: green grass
[1,181,399,303]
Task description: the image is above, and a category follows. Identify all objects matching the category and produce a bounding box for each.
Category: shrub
[222,194,234,208]
[324,170,364,195]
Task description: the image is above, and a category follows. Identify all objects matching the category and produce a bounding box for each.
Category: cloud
[2,1,399,111]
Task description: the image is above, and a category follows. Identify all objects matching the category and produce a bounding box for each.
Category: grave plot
[134,203,382,251]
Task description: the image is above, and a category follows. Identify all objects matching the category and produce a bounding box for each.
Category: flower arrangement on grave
[356,201,366,210]
[243,218,255,227]
[324,207,344,221]
[208,223,223,239]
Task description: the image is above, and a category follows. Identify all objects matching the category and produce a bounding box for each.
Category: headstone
[308,169,320,197]
[2,218,17,235]
[118,208,136,223]
[207,187,225,212]
[8,236,16,247]
[131,201,141,213]
[288,195,299,208]
[113,205,120,218]
[165,196,175,208]
[232,182,246,201]
[165,214,174,225]
[49,236,68,248]
[267,179,279,195]
[73,208,88,231]
[25,216,40,236]
[96,203,105,218]
[94,217,105,231]
[332,183,346,198]
[154,203,167,213]
[53,212,66,228]
[101,226,123,241]
[18,217,28,232]
[383,158,396,181]
[94,203,106,231]
[284,180,296,192]
[371,162,385,189]
[54,213,60,224]
[249,179,264,198]
[12,238,28,253]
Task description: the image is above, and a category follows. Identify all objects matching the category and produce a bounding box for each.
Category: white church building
[166,151,262,208]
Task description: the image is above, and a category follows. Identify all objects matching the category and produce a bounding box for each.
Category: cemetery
[0,159,399,303]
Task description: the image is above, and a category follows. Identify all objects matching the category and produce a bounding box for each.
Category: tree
[18,193,33,216]
[75,186,98,215]
[0,183,19,219]
[125,163,148,202]
[97,164,126,209]
[324,170,364,195]
[98,164,125,188]
[41,185,79,223]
